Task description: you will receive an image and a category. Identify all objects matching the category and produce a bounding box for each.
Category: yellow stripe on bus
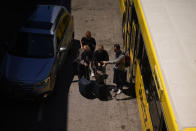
[119,0,126,16]
[183,128,196,131]
[134,0,179,130]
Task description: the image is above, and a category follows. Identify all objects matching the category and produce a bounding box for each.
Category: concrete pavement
[67,0,142,130]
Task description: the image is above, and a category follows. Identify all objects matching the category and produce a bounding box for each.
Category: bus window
[130,5,139,58]
[136,32,143,60]
[131,21,136,53]
[126,0,132,52]
[140,46,167,131]
[127,27,131,54]
[134,29,141,59]
[128,1,132,23]
[127,23,131,51]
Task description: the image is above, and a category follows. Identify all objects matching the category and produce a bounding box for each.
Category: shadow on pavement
[95,83,113,101]
[113,82,136,101]
[78,80,114,101]
[123,82,136,98]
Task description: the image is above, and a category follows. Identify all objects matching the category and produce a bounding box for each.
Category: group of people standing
[76,31,127,95]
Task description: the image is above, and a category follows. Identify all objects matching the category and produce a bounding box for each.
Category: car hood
[4,54,54,83]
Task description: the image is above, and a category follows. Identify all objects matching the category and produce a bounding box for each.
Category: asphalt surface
[0,0,142,131]
[67,0,142,131]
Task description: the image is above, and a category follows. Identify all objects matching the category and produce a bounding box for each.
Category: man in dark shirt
[93,44,109,84]
[81,31,96,53]
[93,44,109,70]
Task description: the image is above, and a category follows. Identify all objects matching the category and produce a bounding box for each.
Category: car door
[55,10,71,66]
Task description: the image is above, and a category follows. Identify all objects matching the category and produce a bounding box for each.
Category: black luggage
[78,78,95,99]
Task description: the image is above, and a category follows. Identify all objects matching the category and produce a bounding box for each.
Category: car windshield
[8,32,54,58]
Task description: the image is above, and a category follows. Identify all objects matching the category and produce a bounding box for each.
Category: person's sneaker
[91,72,95,77]
[116,89,122,95]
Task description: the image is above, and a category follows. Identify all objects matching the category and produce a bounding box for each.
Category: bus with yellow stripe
[119,0,196,130]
